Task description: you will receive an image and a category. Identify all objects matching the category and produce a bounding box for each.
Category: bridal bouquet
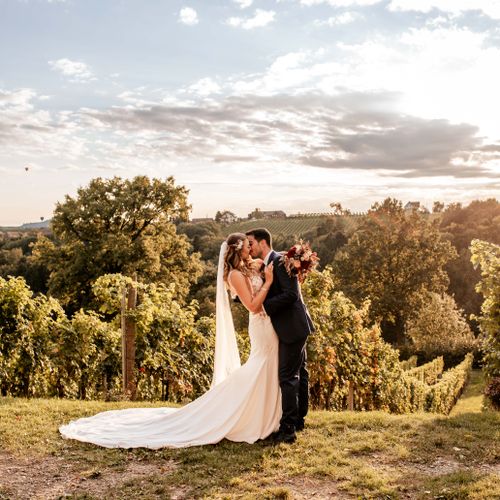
[280,240,319,282]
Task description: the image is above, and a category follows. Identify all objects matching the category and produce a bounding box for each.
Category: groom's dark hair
[245,228,272,247]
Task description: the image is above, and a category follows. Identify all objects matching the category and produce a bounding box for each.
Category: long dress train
[59,277,281,449]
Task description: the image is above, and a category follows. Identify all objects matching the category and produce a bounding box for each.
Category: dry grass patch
[0,370,498,499]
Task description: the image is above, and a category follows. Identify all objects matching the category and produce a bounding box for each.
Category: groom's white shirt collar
[264,250,274,266]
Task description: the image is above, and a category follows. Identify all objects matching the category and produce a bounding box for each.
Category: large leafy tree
[470,239,500,408]
[334,198,457,343]
[32,176,202,313]
[0,235,50,294]
[440,199,500,330]
[177,221,224,317]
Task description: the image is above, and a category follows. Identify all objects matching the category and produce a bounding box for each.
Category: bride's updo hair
[224,232,250,284]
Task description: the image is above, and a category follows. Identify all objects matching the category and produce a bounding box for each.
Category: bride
[59,232,281,449]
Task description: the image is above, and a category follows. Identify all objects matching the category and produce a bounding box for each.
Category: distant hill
[0,219,51,232]
[19,220,51,230]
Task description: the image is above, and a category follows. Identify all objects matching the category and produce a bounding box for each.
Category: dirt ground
[0,452,180,499]
[1,450,498,499]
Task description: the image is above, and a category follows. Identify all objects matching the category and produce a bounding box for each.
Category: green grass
[450,369,486,416]
[0,370,498,499]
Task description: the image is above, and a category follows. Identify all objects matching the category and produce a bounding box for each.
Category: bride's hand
[264,262,274,285]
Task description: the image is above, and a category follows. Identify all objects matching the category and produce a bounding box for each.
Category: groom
[246,228,314,444]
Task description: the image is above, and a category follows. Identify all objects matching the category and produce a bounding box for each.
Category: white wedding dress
[59,273,281,449]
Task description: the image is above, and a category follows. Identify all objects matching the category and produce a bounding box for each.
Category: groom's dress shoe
[295,420,305,432]
[272,430,297,444]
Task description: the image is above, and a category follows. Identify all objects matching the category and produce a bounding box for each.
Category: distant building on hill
[248,208,286,219]
[215,210,238,225]
[404,201,429,214]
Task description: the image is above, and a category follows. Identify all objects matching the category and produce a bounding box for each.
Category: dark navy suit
[263,250,315,432]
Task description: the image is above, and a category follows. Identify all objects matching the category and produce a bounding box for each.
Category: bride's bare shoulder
[227,269,244,283]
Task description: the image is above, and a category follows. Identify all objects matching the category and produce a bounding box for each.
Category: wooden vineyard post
[348,381,354,411]
[121,276,137,399]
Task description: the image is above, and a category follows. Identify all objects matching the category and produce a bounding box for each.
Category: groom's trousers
[278,338,309,433]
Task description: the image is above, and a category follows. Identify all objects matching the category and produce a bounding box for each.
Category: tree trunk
[348,381,354,411]
[121,277,137,399]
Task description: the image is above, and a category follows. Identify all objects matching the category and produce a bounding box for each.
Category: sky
[0,0,499,225]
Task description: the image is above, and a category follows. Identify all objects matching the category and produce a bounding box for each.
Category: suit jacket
[263,250,315,344]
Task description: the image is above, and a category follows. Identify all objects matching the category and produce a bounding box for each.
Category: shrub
[0,276,66,397]
[406,292,477,362]
[407,356,444,385]
[425,353,474,414]
[470,239,500,409]
[93,274,214,402]
[388,373,427,413]
[484,377,500,410]
[303,267,407,411]
[400,355,417,370]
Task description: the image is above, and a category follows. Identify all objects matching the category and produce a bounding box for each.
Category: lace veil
[211,241,241,387]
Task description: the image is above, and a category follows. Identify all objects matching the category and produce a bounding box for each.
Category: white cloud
[117,90,155,107]
[226,9,276,29]
[314,11,362,26]
[233,0,253,8]
[1,85,497,225]
[424,15,452,28]
[48,58,95,82]
[186,77,221,96]
[0,88,36,109]
[225,24,500,142]
[232,50,322,94]
[0,88,89,161]
[178,7,199,26]
[388,0,500,20]
[74,91,500,182]
[333,27,500,140]
[301,0,381,6]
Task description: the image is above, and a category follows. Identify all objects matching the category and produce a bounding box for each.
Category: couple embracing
[60,228,315,448]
